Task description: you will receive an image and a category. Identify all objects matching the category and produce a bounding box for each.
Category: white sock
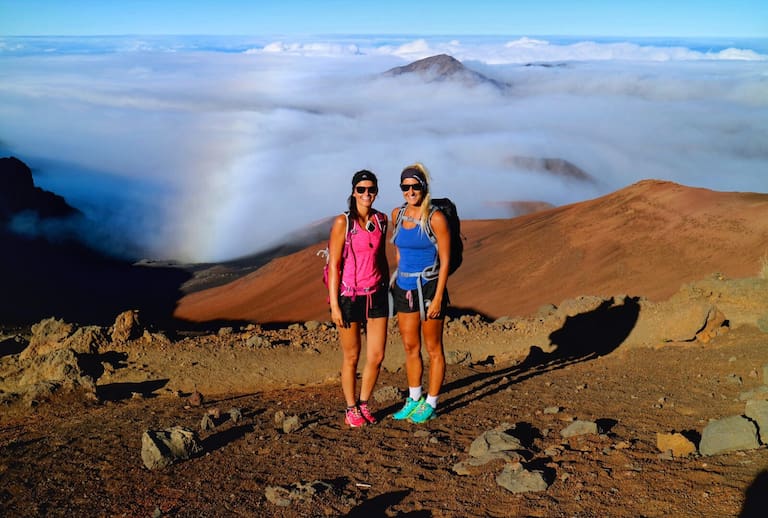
[409,386,422,401]
[425,394,438,409]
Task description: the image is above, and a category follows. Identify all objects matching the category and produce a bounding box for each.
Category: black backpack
[429,198,463,275]
[393,198,464,277]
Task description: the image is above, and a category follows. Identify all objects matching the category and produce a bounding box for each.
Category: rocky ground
[2,280,768,517]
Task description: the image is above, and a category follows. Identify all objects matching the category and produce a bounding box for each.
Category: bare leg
[397,311,423,389]
[422,317,446,397]
[359,317,387,402]
[339,323,362,407]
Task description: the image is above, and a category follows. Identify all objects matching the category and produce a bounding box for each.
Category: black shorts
[391,278,449,318]
[337,285,389,324]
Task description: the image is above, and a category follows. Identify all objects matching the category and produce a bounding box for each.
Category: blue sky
[1,0,766,38]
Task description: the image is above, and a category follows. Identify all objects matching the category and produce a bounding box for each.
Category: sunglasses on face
[355,185,378,194]
[400,183,424,192]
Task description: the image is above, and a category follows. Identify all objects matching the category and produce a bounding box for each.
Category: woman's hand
[330,304,347,328]
[427,295,442,319]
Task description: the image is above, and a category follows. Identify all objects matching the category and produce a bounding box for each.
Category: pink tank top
[340,213,385,296]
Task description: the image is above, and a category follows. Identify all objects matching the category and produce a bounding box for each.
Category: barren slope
[174,180,768,324]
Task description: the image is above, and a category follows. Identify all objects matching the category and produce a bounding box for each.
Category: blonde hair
[403,162,433,232]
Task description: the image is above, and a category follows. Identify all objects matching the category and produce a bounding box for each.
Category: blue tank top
[394,224,437,290]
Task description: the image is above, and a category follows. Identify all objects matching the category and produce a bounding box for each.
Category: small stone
[496,462,549,493]
[282,415,301,434]
[561,420,598,438]
[229,407,243,423]
[201,414,215,432]
[373,385,401,403]
[656,432,696,457]
[188,389,203,407]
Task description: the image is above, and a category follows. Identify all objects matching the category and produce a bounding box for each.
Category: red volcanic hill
[174,180,768,324]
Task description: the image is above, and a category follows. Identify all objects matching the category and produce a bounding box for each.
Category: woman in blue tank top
[389,163,451,424]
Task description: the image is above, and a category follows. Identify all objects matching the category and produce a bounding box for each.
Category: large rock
[681,277,768,328]
[20,318,105,361]
[745,400,768,445]
[635,301,718,343]
[20,318,74,361]
[699,416,760,456]
[16,348,97,402]
[141,427,203,470]
[111,310,142,343]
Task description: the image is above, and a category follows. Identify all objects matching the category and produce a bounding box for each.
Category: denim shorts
[391,278,449,318]
[337,285,389,324]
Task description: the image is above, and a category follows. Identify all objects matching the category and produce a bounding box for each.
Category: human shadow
[439,297,640,415]
[740,470,768,518]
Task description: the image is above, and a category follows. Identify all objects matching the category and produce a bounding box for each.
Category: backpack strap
[420,205,441,281]
[371,209,387,234]
[424,204,438,246]
[390,204,407,243]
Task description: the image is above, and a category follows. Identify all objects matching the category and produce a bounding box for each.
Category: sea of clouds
[0,35,766,262]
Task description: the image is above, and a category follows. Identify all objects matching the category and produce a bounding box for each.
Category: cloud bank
[0,35,766,262]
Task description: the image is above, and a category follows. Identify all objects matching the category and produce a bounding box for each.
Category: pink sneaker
[345,406,366,428]
[359,402,377,424]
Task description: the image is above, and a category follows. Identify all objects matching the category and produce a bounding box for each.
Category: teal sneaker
[392,397,423,420]
[408,401,436,424]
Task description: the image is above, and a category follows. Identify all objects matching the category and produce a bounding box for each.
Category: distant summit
[384,54,508,89]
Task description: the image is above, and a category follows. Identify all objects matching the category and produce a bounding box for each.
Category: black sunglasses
[400,183,424,192]
[355,185,378,194]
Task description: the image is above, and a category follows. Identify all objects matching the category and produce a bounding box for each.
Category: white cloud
[0,36,766,262]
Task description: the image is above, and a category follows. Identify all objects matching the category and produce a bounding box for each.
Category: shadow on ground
[96,379,170,401]
[437,297,641,415]
[740,470,768,518]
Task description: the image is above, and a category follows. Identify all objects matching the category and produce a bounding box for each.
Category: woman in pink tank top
[327,170,389,428]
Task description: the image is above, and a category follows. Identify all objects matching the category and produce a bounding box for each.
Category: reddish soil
[174,180,768,324]
[2,325,767,517]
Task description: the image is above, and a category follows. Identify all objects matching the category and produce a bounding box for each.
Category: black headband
[400,167,427,188]
[352,169,377,187]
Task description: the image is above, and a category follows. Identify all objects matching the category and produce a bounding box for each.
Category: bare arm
[427,209,450,319]
[390,207,402,280]
[327,214,348,327]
